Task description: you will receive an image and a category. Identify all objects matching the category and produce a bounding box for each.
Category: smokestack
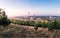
[28,11,30,20]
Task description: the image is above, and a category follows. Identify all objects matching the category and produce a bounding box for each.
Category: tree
[0,8,11,27]
[48,19,58,30]
[54,20,60,29]
[55,21,60,29]
[48,21,54,30]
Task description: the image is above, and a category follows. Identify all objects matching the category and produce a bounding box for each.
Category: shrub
[42,22,48,28]
[55,23,60,29]
[54,20,60,29]
[15,20,21,25]
[20,21,27,25]
[34,23,39,31]
[34,25,38,30]
[0,16,11,26]
[37,21,42,27]
[48,20,58,30]
[27,21,35,26]
[48,22,54,30]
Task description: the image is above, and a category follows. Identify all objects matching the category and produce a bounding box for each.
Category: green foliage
[11,19,60,30]
[0,16,11,26]
[26,21,35,26]
[21,21,28,25]
[56,21,60,29]
[48,20,60,30]
[34,23,39,30]
[48,22,54,30]
[14,20,35,26]
[15,20,21,25]
[42,22,48,28]
[54,20,60,29]
[37,21,42,27]
[0,8,11,27]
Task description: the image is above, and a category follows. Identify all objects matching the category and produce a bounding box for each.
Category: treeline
[11,19,60,30]
[1,8,60,30]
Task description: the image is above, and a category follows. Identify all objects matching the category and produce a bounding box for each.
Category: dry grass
[0,24,60,38]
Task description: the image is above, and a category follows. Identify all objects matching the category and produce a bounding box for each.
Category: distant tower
[32,14,36,20]
[28,12,30,20]
[28,12,30,16]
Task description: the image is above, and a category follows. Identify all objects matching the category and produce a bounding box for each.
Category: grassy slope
[0,24,60,38]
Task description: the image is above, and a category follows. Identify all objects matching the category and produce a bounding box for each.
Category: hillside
[0,24,60,38]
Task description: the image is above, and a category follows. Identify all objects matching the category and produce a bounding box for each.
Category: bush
[10,18,60,30]
[27,21,35,26]
[37,21,42,27]
[48,20,59,30]
[20,21,27,25]
[0,16,11,26]
[54,20,60,29]
[34,23,38,31]
[34,22,41,30]
[55,23,60,29]
[42,22,48,28]
[15,20,21,25]
[20,21,35,26]
[48,22,54,30]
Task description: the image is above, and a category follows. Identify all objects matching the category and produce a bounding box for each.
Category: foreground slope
[0,24,60,38]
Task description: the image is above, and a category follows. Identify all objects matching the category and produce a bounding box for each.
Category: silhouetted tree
[0,8,11,27]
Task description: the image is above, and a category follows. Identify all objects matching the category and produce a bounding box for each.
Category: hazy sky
[0,0,60,17]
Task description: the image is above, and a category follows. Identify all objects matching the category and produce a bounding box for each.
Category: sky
[0,0,60,17]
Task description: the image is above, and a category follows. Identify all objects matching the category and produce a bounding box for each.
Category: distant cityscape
[9,16,60,21]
